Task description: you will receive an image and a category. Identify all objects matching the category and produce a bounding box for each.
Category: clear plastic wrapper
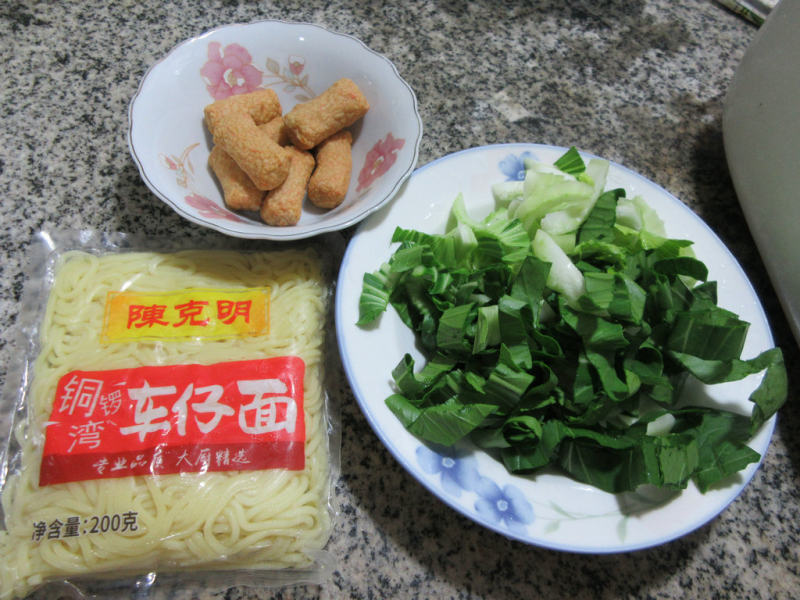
[0,231,342,599]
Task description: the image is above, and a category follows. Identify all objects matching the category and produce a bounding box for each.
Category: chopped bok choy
[357,147,787,494]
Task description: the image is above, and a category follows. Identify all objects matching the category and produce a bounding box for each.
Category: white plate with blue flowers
[335,144,777,552]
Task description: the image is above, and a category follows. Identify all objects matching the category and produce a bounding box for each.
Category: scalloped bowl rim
[127,19,423,240]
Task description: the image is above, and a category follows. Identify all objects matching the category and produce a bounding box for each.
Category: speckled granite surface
[1,1,798,599]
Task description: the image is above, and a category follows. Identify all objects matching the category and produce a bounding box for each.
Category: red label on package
[39,357,306,486]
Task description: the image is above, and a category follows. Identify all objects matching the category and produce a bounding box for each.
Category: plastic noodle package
[0,231,341,599]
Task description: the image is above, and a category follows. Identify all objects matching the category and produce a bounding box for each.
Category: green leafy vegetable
[357,147,788,494]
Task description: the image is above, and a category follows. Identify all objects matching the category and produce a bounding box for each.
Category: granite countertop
[1,1,798,599]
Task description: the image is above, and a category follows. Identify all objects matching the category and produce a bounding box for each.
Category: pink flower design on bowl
[357,133,406,193]
[201,42,263,100]
[288,55,305,76]
[184,193,246,223]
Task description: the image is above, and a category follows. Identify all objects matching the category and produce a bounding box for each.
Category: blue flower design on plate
[498,151,535,181]
[416,444,480,497]
[473,476,534,535]
[415,444,535,535]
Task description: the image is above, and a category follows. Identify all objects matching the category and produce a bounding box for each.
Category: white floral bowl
[128,20,422,240]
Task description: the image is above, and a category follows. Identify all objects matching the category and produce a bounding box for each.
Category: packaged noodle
[0,231,340,599]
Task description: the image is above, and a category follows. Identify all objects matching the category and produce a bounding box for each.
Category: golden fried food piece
[203,89,282,136]
[260,146,316,226]
[207,145,265,211]
[283,78,369,150]
[212,111,290,191]
[308,130,352,209]
[258,116,290,146]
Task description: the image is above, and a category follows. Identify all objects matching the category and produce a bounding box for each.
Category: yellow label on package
[102,288,270,343]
